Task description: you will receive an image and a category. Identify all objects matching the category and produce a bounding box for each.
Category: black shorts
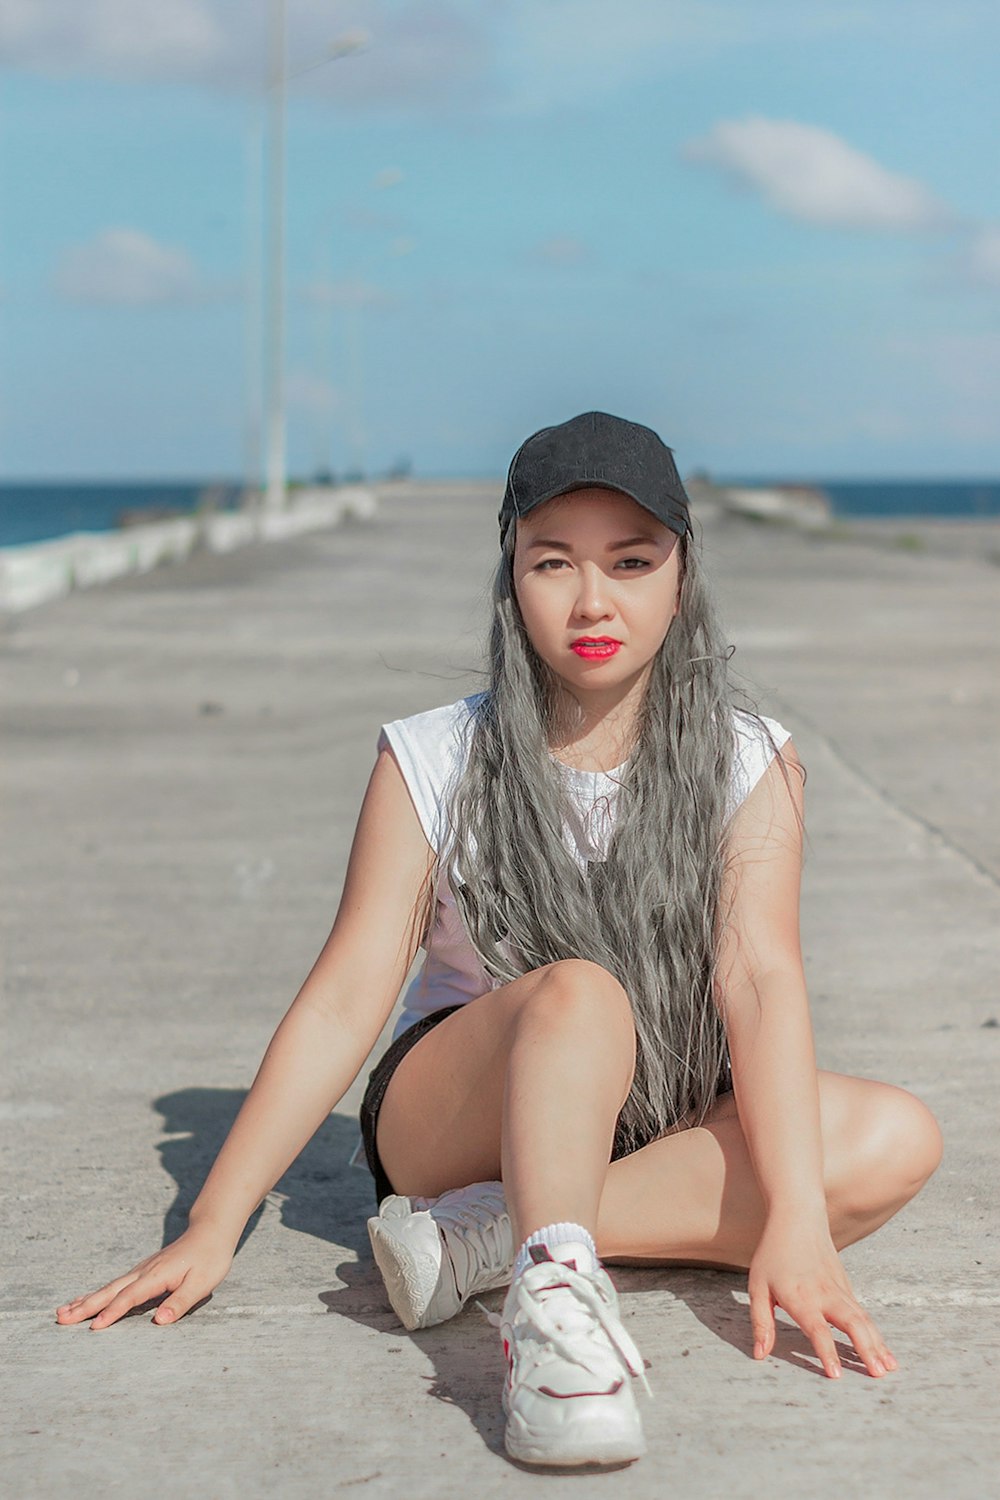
[359,1004,732,1208]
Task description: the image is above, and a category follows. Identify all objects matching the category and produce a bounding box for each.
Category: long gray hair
[436,518,796,1154]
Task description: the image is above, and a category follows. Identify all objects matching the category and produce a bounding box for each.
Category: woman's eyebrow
[607,534,663,550]
[525,533,663,553]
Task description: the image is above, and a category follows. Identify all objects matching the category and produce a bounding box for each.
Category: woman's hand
[55,1224,235,1331]
[748,1214,897,1379]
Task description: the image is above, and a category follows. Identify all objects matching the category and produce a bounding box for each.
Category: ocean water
[825,480,1000,519]
[0,482,244,548]
[721,478,1000,521]
[1,477,999,548]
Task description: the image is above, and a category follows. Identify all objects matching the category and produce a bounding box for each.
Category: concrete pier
[2,482,997,1496]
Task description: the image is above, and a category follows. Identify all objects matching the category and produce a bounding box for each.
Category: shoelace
[477,1263,653,1400]
[431,1190,512,1286]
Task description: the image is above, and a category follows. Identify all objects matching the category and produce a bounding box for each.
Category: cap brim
[509,481,689,538]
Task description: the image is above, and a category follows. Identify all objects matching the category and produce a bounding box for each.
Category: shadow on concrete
[315,1260,857,1458]
[316,1256,868,1457]
[621,1267,870,1379]
[148,1091,869,1445]
[152,1088,372,1259]
[319,1273,510,1456]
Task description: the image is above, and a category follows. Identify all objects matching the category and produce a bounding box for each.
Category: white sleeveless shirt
[378,693,791,1041]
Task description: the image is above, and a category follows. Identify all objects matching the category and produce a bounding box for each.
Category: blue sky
[2,1,998,481]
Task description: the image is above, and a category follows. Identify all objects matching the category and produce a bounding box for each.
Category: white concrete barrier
[204,512,258,554]
[721,485,831,529]
[130,518,201,572]
[0,487,377,614]
[0,545,74,612]
[69,537,139,589]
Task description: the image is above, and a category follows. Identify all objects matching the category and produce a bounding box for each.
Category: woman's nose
[573,564,613,621]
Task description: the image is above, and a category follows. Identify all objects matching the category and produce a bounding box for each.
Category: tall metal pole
[242,105,264,505]
[263,0,287,512]
[345,294,366,478]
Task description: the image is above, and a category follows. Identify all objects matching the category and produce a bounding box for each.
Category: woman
[57,412,943,1470]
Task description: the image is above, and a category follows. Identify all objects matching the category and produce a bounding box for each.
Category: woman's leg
[375,958,637,1246]
[597,1074,943,1269]
[376,962,943,1262]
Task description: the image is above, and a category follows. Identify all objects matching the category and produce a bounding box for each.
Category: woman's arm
[715,739,894,1379]
[56,746,435,1329]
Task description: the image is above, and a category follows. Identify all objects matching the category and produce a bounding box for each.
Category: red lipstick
[570,636,622,659]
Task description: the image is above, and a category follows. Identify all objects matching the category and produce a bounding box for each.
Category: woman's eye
[534,556,651,573]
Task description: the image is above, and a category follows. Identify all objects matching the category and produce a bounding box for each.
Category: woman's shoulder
[730,705,792,756]
[726,706,794,818]
[376,693,487,851]
[381,691,487,746]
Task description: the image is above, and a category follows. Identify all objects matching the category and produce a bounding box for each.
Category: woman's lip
[570,638,622,657]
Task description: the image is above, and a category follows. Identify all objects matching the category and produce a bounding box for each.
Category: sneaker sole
[367,1215,446,1331]
[504,1401,647,1467]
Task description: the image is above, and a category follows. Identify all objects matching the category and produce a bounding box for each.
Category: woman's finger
[833,1306,893,1378]
[748,1281,775,1360]
[89,1271,172,1331]
[57,1271,141,1312]
[820,1278,895,1371]
[152,1273,206,1326]
[800,1314,842,1379]
[56,1272,144,1324]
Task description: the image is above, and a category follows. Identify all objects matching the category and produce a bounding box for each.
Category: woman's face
[512,487,683,702]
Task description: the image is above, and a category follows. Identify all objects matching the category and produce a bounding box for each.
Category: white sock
[513,1222,599,1280]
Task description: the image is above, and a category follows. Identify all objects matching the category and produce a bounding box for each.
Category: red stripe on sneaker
[537,1379,623,1399]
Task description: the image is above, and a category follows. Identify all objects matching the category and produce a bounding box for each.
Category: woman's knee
[520,959,636,1057]
[835,1080,943,1211]
[877,1085,943,1193]
[532,958,632,1019]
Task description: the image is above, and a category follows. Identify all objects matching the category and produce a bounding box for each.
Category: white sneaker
[485,1242,652,1467]
[367,1180,513,1330]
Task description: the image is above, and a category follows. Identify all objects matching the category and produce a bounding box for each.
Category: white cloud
[5,1,980,122]
[53,227,205,304]
[0,0,225,81]
[682,117,951,231]
[0,0,490,108]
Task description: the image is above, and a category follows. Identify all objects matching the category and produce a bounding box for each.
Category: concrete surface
[2,482,998,1497]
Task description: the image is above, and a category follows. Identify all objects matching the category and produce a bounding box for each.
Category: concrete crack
[770,696,1000,894]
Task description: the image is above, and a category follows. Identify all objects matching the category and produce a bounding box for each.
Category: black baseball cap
[499,410,692,542]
